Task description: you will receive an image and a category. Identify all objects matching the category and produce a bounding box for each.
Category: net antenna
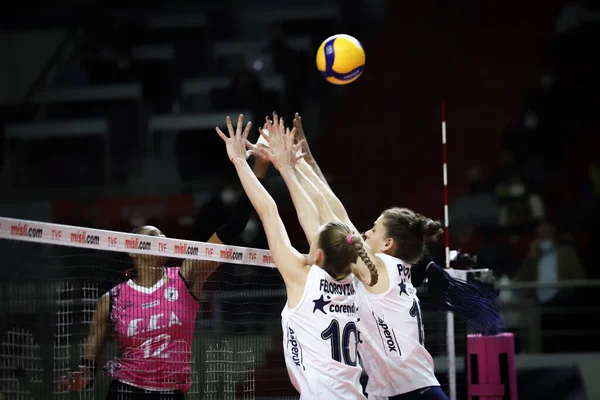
[441,101,457,400]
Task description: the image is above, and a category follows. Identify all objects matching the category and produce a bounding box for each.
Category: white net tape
[0,216,487,399]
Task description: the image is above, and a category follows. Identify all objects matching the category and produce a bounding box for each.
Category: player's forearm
[231,158,277,221]
[215,159,269,244]
[295,167,338,225]
[215,177,262,245]
[303,152,330,189]
[279,166,321,244]
[82,334,104,365]
[296,160,354,231]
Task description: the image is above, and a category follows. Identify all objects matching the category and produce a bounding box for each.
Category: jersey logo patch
[312,295,331,314]
[165,287,178,301]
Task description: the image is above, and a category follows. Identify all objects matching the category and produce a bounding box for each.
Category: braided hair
[317,221,378,285]
[349,235,378,286]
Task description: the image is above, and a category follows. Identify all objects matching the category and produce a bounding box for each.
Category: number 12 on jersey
[141,334,171,358]
[321,319,358,366]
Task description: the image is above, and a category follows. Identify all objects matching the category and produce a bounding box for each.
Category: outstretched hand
[293,112,312,157]
[216,114,252,162]
[246,120,271,164]
[254,112,305,171]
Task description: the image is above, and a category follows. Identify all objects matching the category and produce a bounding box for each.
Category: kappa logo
[142,300,160,309]
[165,287,178,301]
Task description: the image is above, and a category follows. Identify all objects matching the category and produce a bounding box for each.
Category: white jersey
[281,266,366,400]
[356,253,439,397]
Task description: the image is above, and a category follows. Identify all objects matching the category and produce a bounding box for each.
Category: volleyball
[316,34,365,85]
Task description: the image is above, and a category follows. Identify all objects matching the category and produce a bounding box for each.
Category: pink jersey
[104,267,199,392]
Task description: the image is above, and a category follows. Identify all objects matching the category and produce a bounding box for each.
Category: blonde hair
[318,221,378,286]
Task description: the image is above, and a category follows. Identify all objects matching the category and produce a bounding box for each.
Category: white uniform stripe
[442,121,447,144]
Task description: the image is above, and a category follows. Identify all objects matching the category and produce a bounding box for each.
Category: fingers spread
[259,128,271,143]
[293,139,305,154]
[216,127,228,141]
[295,151,307,161]
[226,116,235,137]
[288,127,298,146]
[236,114,244,137]
[242,121,252,141]
[259,147,272,160]
[245,139,257,151]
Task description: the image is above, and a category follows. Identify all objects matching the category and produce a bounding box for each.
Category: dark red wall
[318,1,563,230]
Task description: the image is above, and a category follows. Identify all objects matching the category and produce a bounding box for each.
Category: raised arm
[180,155,270,298]
[294,160,339,226]
[254,113,322,245]
[216,115,308,288]
[293,113,330,189]
[292,122,384,286]
[295,155,358,234]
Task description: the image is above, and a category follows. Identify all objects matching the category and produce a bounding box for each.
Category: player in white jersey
[356,210,448,400]
[285,113,501,400]
[293,159,447,398]
[217,114,378,399]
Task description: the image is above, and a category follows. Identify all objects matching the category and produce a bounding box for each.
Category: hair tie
[346,234,354,244]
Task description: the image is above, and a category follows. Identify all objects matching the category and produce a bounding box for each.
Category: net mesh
[0,217,480,399]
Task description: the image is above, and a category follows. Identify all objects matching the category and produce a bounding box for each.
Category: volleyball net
[0,216,489,399]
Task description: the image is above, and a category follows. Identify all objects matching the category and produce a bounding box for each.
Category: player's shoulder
[375,253,405,269]
[92,291,112,315]
[376,253,401,262]
[109,280,128,294]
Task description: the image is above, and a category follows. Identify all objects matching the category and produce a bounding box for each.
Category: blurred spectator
[449,166,500,235]
[494,150,546,230]
[514,220,585,304]
[514,220,587,352]
[476,226,518,278]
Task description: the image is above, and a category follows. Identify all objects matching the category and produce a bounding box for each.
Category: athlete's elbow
[256,198,278,220]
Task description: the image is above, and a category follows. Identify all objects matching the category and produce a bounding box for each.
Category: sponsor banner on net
[0,217,275,268]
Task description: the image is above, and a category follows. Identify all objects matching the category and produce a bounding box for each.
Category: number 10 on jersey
[321,319,358,366]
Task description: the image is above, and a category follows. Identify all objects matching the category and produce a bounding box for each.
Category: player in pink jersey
[58,155,270,399]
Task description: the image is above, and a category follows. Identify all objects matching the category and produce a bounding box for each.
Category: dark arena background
[0,1,599,399]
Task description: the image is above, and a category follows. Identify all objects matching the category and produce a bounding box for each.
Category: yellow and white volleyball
[316,34,365,85]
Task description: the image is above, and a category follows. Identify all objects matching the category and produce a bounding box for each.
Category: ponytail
[348,235,379,286]
[418,249,504,335]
